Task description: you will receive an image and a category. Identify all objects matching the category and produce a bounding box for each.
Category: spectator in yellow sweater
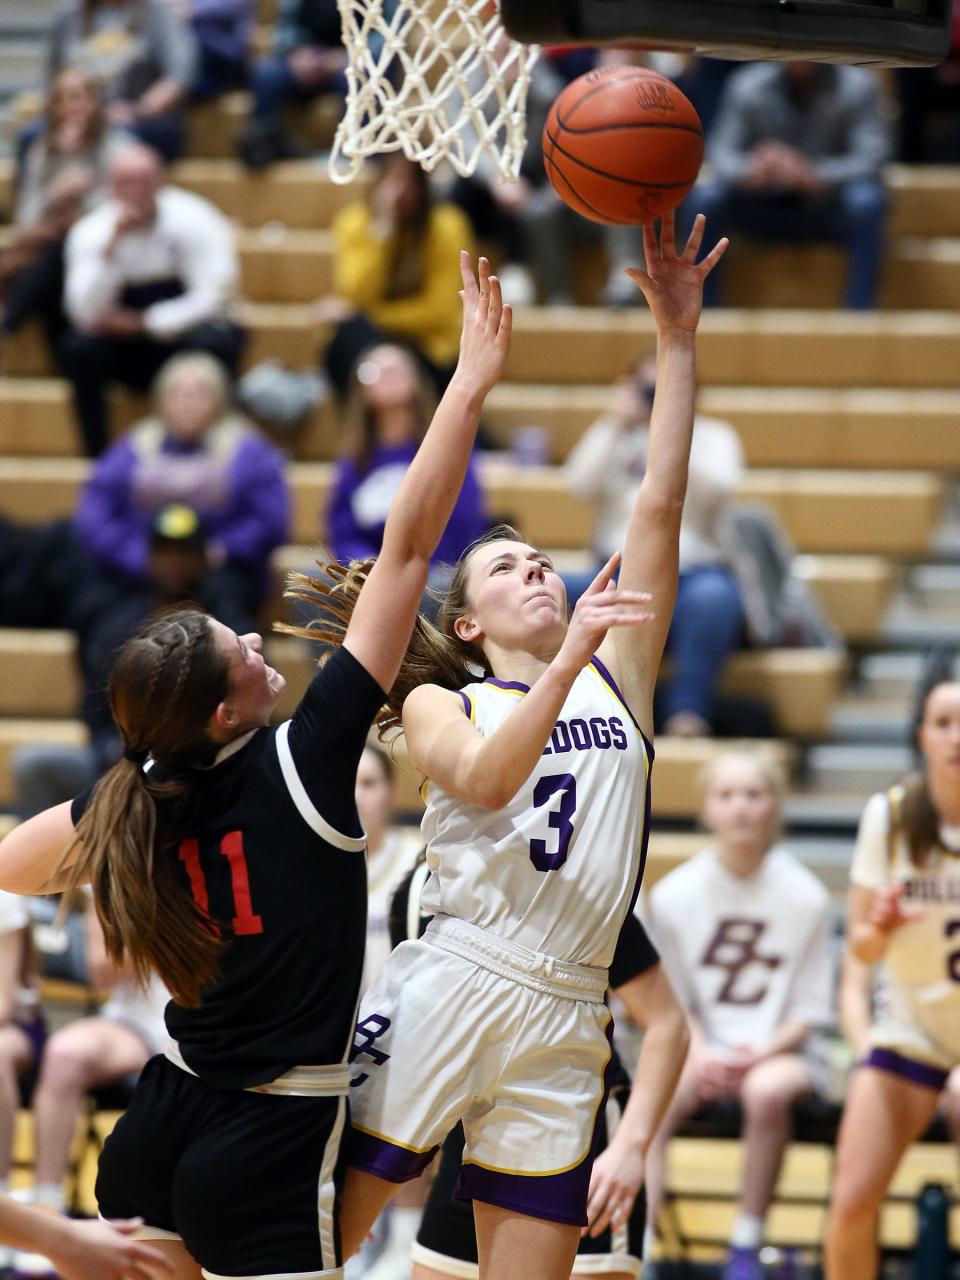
[317,154,474,395]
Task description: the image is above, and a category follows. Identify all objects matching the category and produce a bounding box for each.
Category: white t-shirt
[646,845,833,1054]
[363,828,423,994]
[850,788,960,1065]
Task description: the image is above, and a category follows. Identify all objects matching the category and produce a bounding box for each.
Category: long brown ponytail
[280,524,526,735]
[53,610,230,1007]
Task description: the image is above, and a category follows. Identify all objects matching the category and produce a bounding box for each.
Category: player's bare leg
[825,1066,940,1280]
[473,1200,580,1280]
[738,1054,813,1220]
[339,1167,400,1260]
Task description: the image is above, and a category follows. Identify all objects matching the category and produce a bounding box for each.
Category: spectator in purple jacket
[326,342,487,568]
[74,349,289,635]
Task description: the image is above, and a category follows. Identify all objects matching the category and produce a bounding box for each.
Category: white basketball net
[330,0,540,184]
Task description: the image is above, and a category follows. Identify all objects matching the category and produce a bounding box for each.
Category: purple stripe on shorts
[863,1047,948,1092]
[346,1126,438,1184]
[454,1022,618,1228]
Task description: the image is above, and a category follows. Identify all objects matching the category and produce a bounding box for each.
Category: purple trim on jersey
[589,656,655,760]
[484,677,529,694]
[863,1047,948,1092]
[456,690,472,719]
[347,1127,439,1184]
[454,1022,617,1227]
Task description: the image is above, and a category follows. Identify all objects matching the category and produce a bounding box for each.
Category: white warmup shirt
[363,828,423,994]
[851,787,960,1069]
[420,657,652,969]
[65,185,238,339]
[647,845,833,1053]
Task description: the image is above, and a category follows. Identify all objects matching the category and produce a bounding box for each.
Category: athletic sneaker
[721,1245,765,1280]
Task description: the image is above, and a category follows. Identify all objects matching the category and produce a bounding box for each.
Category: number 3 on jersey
[179,832,264,936]
[529,773,577,872]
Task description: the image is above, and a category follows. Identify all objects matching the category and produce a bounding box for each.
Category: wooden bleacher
[3,101,960,1256]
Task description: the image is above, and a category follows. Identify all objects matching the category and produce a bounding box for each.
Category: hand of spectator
[624,212,728,336]
[868,884,923,937]
[106,100,138,127]
[697,1053,736,1099]
[583,1130,645,1238]
[44,1217,174,1280]
[492,176,533,213]
[288,45,344,86]
[94,308,146,336]
[312,295,356,325]
[46,163,95,212]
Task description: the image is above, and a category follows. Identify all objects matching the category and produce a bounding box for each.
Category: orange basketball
[542,66,704,225]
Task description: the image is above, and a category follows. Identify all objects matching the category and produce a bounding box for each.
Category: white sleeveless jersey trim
[274,721,367,852]
[419,658,652,967]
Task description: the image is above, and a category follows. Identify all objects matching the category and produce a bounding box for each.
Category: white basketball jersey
[419,657,652,968]
[645,846,833,1053]
[851,787,960,1063]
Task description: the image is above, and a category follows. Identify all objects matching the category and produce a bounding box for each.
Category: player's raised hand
[454,252,513,397]
[868,884,923,937]
[557,551,654,673]
[624,211,728,334]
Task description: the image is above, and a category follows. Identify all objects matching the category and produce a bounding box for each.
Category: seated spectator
[644,751,834,1280]
[74,350,289,635]
[13,897,167,1279]
[0,893,42,1273]
[0,70,122,358]
[355,744,422,998]
[687,62,891,309]
[60,142,246,456]
[178,0,253,98]
[326,343,487,569]
[44,0,198,163]
[320,156,474,396]
[565,352,746,736]
[237,0,347,167]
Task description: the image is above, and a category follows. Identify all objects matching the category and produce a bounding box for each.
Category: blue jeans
[250,54,347,125]
[688,176,888,309]
[659,566,745,725]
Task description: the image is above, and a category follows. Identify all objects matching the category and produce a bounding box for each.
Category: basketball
[542,66,704,225]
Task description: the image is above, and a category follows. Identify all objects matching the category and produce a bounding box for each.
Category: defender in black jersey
[388,862,689,1280]
[0,254,514,1280]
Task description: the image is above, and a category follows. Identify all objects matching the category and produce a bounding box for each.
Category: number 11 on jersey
[179,832,265,936]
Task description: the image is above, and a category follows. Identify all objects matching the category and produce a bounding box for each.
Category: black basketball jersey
[72,645,386,1091]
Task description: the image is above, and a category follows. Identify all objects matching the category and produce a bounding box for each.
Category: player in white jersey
[826,663,960,1280]
[355,745,423,996]
[643,752,833,1280]
[296,213,729,1280]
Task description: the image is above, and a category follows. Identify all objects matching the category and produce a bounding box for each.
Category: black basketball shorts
[96,1055,346,1278]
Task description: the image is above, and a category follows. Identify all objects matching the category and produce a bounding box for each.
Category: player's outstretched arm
[597,212,727,739]
[343,253,512,694]
[584,962,689,1238]
[404,554,654,810]
[0,803,80,896]
[0,1199,173,1280]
